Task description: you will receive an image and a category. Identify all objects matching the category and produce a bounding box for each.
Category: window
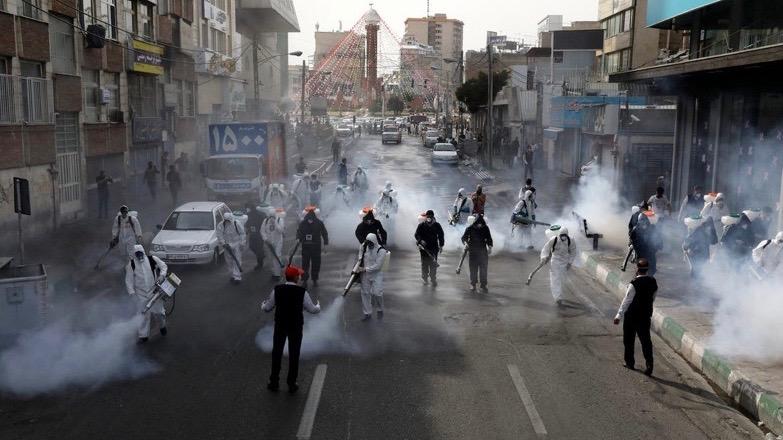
[104,72,120,113]
[128,73,158,117]
[141,3,154,38]
[0,58,13,123]
[50,15,76,75]
[179,80,194,116]
[100,0,118,39]
[210,27,226,54]
[55,112,80,153]
[603,9,633,39]
[126,0,138,34]
[604,49,631,74]
[19,0,42,20]
[125,0,153,38]
[82,70,100,122]
[20,61,49,123]
[201,22,209,47]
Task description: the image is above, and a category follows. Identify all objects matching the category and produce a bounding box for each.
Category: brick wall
[0,126,24,170]
[19,17,50,62]
[50,0,78,18]
[0,13,15,57]
[53,74,82,112]
[171,53,195,82]
[84,123,128,157]
[106,43,124,72]
[175,117,196,141]
[25,125,56,166]
[158,15,173,45]
[82,47,103,70]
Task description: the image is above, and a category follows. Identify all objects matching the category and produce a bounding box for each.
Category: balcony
[235,0,299,35]
[0,74,53,124]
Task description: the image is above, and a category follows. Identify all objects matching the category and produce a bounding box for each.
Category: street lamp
[253,49,303,113]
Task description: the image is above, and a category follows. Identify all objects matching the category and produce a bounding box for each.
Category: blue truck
[205,121,287,205]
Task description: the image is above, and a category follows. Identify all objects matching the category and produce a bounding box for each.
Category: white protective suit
[112,210,142,256]
[451,188,474,225]
[540,229,576,302]
[700,194,729,236]
[752,232,783,277]
[261,210,286,277]
[217,212,246,281]
[125,244,168,339]
[512,190,536,248]
[352,168,369,193]
[360,233,389,316]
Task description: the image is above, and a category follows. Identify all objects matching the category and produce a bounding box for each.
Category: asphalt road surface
[0,133,764,440]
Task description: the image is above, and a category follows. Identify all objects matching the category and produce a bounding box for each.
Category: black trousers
[302,247,321,281]
[420,250,438,281]
[249,236,265,266]
[468,251,488,287]
[623,316,653,369]
[270,324,303,386]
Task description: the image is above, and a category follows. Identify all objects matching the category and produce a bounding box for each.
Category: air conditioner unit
[109,110,124,123]
[85,24,106,49]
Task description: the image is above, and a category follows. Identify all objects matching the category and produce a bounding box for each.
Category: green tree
[387,95,405,115]
[455,70,510,114]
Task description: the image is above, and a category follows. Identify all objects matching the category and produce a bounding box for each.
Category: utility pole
[253,35,259,116]
[300,59,306,124]
[487,42,493,168]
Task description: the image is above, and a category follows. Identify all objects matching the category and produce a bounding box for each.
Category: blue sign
[209,123,268,155]
[647,0,723,27]
[550,96,646,128]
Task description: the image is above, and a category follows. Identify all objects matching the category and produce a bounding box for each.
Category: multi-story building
[404,13,463,85]
[598,0,682,77]
[611,0,783,224]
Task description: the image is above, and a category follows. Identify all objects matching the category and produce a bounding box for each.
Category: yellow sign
[131,39,164,75]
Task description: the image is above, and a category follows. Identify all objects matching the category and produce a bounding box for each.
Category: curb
[579,250,783,436]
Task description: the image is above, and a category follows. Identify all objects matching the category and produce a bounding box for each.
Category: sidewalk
[581,248,783,436]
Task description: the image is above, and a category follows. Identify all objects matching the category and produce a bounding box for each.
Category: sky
[287,0,599,66]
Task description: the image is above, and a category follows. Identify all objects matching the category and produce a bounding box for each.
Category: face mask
[560,235,568,241]
[135,252,144,260]
[121,212,128,218]
[426,218,433,224]
[366,242,375,249]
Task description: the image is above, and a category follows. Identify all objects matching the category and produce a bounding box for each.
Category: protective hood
[524,190,533,201]
[721,214,741,226]
[546,225,563,239]
[274,208,287,218]
[466,215,477,227]
[742,209,761,222]
[132,244,146,257]
[223,212,234,222]
[631,205,640,215]
[384,181,393,190]
[775,231,783,243]
[704,192,718,204]
[365,233,379,246]
[458,187,466,197]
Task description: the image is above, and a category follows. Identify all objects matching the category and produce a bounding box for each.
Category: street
[0,133,763,440]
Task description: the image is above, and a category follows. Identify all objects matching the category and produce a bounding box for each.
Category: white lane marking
[507,364,548,436]
[296,363,328,440]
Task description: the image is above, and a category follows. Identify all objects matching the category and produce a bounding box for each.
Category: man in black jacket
[461,214,493,292]
[297,207,329,287]
[355,209,388,245]
[614,258,657,376]
[245,202,268,270]
[415,210,445,286]
[262,265,321,393]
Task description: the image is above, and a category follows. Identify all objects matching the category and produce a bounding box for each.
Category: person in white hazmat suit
[511,190,536,249]
[540,225,577,306]
[125,244,168,342]
[359,233,389,321]
[700,193,729,235]
[751,232,783,279]
[217,212,246,284]
[261,208,286,279]
[112,205,143,257]
[450,188,473,226]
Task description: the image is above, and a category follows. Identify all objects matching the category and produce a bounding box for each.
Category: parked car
[431,143,459,165]
[336,125,353,137]
[382,125,402,144]
[423,129,441,148]
[150,201,239,265]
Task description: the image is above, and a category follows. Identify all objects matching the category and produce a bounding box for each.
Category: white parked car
[431,143,459,165]
[336,125,353,137]
[382,125,401,144]
[150,202,238,265]
[424,130,441,148]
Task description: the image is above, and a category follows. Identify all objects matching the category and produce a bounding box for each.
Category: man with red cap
[262,265,321,393]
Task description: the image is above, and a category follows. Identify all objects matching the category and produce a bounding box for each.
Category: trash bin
[0,258,48,340]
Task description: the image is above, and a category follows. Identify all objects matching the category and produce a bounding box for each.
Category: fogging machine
[143,272,182,314]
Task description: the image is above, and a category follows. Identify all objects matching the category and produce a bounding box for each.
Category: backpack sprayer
[143,272,182,314]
